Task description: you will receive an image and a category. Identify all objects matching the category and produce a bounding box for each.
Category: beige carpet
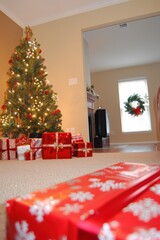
[1,151,160,240]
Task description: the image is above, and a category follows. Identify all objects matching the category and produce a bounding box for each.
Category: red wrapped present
[72,133,84,144]
[29,138,42,159]
[6,162,160,240]
[24,151,36,160]
[96,179,160,240]
[72,133,84,156]
[0,138,16,160]
[42,132,72,159]
[16,134,28,146]
[74,142,92,157]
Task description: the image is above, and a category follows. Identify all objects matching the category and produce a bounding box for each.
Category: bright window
[118,78,151,133]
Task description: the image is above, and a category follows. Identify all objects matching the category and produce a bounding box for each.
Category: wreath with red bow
[124,94,145,116]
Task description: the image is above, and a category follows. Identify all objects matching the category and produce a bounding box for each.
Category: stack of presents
[0,132,92,160]
[6,162,160,239]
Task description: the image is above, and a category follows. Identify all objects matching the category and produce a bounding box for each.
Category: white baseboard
[111,141,160,146]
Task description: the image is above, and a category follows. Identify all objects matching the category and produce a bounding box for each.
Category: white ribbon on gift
[76,143,92,157]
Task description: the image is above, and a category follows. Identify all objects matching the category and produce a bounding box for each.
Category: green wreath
[124,94,145,116]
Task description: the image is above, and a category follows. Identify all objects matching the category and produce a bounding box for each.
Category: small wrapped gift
[71,133,84,144]
[24,151,35,160]
[29,138,42,159]
[42,132,72,159]
[0,138,17,160]
[71,133,84,156]
[16,134,28,146]
[17,145,30,160]
[74,142,92,157]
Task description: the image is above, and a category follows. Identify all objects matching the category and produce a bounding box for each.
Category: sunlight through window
[118,78,152,133]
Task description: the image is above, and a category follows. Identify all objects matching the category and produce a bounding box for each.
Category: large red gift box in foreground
[6,162,160,240]
[96,178,160,240]
[42,132,72,159]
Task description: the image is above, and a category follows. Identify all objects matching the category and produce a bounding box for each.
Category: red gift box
[72,133,84,156]
[74,142,92,157]
[96,179,160,240]
[0,138,16,160]
[72,133,84,144]
[6,162,160,240]
[16,134,28,146]
[29,138,42,159]
[24,151,36,160]
[42,132,72,159]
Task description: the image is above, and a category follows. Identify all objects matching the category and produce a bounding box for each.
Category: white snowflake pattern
[29,197,59,222]
[15,221,35,240]
[60,203,83,215]
[98,223,115,240]
[89,179,126,192]
[127,227,160,240]
[150,184,160,195]
[123,198,160,222]
[88,178,103,188]
[69,191,94,202]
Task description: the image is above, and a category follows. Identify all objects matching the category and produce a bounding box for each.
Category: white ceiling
[84,15,160,72]
[0,0,160,72]
[0,0,128,27]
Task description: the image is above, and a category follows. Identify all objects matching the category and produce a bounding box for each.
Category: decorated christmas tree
[0,26,62,138]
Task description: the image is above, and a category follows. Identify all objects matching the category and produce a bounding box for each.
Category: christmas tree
[0,26,62,138]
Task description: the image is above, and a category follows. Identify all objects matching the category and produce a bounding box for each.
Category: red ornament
[25,37,30,41]
[28,113,33,119]
[1,104,7,110]
[45,90,49,95]
[39,49,42,54]
[52,109,60,115]
[8,59,12,64]
[39,70,43,76]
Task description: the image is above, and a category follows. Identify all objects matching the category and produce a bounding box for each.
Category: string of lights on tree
[0,26,62,138]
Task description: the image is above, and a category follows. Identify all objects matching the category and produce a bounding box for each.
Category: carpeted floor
[1,151,160,239]
[0,204,5,240]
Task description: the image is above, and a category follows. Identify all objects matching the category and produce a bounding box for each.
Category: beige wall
[0,11,22,109]
[32,0,160,141]
[92,63,160,144]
